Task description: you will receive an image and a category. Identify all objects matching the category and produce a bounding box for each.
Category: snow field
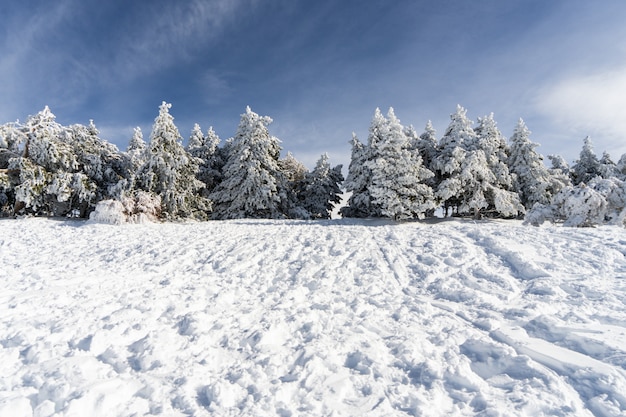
[1,218,626,416]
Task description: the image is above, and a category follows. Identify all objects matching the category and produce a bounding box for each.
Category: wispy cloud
[0,0,256,122]
[108,0,254,81]
[535,66,626,159]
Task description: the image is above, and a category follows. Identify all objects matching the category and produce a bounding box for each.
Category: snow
[1,218,626,416]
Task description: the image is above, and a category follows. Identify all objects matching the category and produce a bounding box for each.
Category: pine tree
[135,102,209,220]
[126,127,147,182]
[340,133,373,218]
[300,153,344,219]
[63,120,130,215]
[571,136,601,185]
[433,105,477,215]
[187,124,223,194]
[508,118,567,209]
[599,151,618,179]
[617,154,626,180]
[474,114,512,188]
[209,106,289,219]
[366,108,435,219]
[9,106,79,215]
[415,120,439,175]
[472,113,523,217]
[548,154,570,177]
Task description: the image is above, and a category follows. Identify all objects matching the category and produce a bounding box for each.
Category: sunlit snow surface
[1,218,626,416]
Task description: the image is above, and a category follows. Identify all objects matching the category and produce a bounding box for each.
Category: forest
[1,102,625,227]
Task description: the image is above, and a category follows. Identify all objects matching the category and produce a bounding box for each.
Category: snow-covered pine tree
[278,151,310,217]
[340,133,374,218]
[571,136,601,185]
[472,113,523,217]
[134,102,209,220]
[366,108,435,220]
[617,154,626,180]
[300,153,344,219]
[415,120,439,175]
[599,151,618,179]
[66,120,131,210]
[548,154,570,177]
[279,152,308,185]
[127,127,146,168]
[187,124,223,195]
[508,118,567,209]
[0,122,24,214]
[8,106,81,216]
[0,121,26,154]
[433,105,477,215]
[474,114,511,187]
[209,106,289,219]
[0,169,11,216]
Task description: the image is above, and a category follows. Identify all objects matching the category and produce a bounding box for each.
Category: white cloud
[535,67,626,159]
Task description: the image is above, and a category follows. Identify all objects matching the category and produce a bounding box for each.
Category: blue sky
[2,0,626,169]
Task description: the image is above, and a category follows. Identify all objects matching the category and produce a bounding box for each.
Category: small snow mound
[89,200,127,225]
[203,381,247,409]
[89,192,161,225]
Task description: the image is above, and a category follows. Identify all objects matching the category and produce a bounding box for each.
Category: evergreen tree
[617,153,626,180]
[571,136,601,185]
[279,152,308,185]
[548,154,570,177]
[209,106,289,219]
[508,119,567,209]
[9,106,82,216]
[471,113,523,217]
[340,133,374,218]
[366,108,435,219]
[415,120,439,175]
[187,124,223,194]
[127,127,147,171]
[135,102,209,220]
[599,151,618,179]
[474,114,512,189]
[433,105,477,215]
[300,153,344,219]
[278,151,310,216]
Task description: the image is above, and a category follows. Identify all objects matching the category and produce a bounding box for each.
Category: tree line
[1,103,625,226]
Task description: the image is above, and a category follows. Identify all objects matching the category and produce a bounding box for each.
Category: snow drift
[1,218,625,416]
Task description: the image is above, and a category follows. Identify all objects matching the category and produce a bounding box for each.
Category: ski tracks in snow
[1,218,626,416]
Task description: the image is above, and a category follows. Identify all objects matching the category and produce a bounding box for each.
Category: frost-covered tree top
[433,105,477,178]
[187,124,220,162]
[187,123,204,151]
[548,154,569,173]
[365,108,435,219]
[135,102,208,219]
[599,151,618,179]
[23,106,76,172]
[571,136,601,185]
[341,133,374,218]
[474,113,507,156]
[128,127,145,154]
[440,105,477,151]
[279,151,308,184]
[508,118,566,208]
[210,106,287,219]
[617,153,626,179]
[0,121,27,154]
[418,120,438,152]
[474,113,513,190]
[300,153,344,219]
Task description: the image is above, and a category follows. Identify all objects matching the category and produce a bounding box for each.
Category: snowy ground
[1,218,626,417]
